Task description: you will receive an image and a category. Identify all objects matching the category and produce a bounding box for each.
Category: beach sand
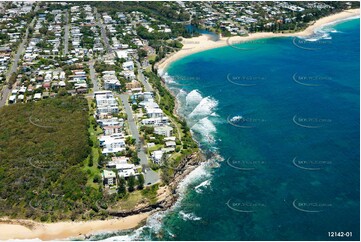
[157,8,360,71]
[0,213,149,240]
[0,8,359,242]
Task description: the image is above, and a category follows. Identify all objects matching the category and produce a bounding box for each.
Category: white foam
[194,179,211,193]
[230,115,243,123]
[186,89,203,107]
[162,72,176,84]
[178,88,187,96]
[95,159,218,241]
[191,117,217,144]
[179,211,202,221]
[93,96,220,241]
[318,15,360,30]
[97,235,133,241]
[178,163,212,196]
[158,69,165,76]
[89,226,144,241]
[121,163,212,240]
[302,16,359,42]
[97,211,167,241]
[303,31,331,41]
[189,96,218,118]
[176,89,187,102]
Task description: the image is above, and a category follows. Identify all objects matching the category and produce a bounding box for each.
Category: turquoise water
[95,18,360,241]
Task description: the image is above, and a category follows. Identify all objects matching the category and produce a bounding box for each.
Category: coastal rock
[109,151,205,218]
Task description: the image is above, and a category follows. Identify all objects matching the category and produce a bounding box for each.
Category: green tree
[93,174,101,183]
[117,177,127,198]
[137,174,145,190]
[127,176,136,192]
[58,88,68,96]
[88,153,93,167]
[138,49,147,59]
[7,73,16,89]
[132,104,138,111]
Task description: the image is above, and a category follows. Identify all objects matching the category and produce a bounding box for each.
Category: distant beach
[0,213,149,240]
[157,8,360,71]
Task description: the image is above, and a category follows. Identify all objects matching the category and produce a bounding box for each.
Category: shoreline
[0,8,358,242]
[0,153,204,241]
[0,213,150,240]
[157,8,360,71]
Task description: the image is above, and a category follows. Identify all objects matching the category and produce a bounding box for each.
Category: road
[89,60,99,92]
[63,11,69,55]
[135,61,153,92]
[119,93,159,185]
[0,85,10,108]
[95,8,112,54]
[136,63,183,145]
[0,14,37,108]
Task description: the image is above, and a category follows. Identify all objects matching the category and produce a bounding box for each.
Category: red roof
[43,83,51,88]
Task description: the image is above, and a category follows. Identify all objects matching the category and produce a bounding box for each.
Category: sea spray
[188,96,218,118]
[185,89,203,107]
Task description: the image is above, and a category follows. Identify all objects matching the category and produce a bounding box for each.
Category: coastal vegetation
[0,96,103,221]
[91,1,190,24]
[0,96,151,220]
[144,71,199,184]
[2,0,355,224]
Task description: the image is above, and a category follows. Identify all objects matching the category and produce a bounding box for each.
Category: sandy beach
[0,8,359,242]
[0,213,149,240]
[157,8,360,71]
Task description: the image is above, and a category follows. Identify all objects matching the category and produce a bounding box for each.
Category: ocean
[93,18,360,241]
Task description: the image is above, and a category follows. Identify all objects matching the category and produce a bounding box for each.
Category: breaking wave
[301,16,358,42]
[191,117,217,145]
[162,72,176,84]
[194,179,212,193]
[179,211,202,221]
[93,74,223,241]
[186,89,203,107]
[189,96,218,118]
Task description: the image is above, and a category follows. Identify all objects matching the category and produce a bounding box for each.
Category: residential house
[151,150,164,164]
[99,135,126,154]
[154,125,173,137]
[102,170,117,186]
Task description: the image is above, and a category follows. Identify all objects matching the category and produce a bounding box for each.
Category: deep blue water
[94,18,360,241]
[160,18,360,241]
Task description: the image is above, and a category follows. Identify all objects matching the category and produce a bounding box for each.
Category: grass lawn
[144,66,152,73]
[82,99,103,189]
[169,152,182,162]
[148,54,156,62]
[114,183,159,211]
[147,144,164,154]
[114,191,145,211]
